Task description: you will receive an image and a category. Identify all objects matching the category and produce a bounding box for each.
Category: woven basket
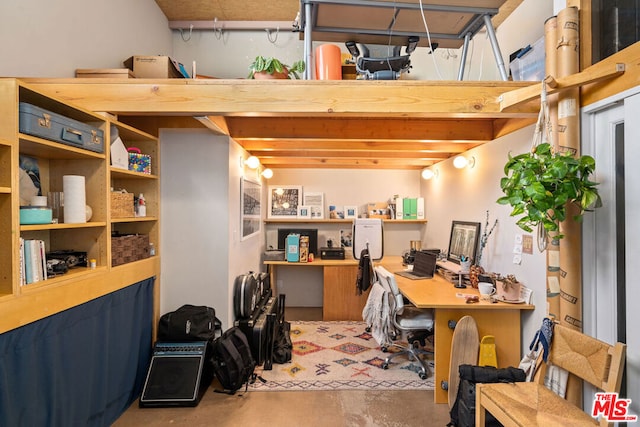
[111,191,135,218]
[111,234,149,266]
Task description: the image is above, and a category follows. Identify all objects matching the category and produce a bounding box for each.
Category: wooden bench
[476,323,626,427]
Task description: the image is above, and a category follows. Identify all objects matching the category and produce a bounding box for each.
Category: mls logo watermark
[592,392,638,422]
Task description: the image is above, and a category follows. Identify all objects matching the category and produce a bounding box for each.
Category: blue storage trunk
[18,102,104,153]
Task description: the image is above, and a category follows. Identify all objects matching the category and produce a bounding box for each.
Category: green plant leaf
[496,142,602,242]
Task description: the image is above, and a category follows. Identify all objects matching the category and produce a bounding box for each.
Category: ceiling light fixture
[421,168,438,180]
[453,155,475,169]
[244,155,260,169]
[261,168,274,179]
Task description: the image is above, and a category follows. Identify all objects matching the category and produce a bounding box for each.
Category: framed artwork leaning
[268,185,303,219]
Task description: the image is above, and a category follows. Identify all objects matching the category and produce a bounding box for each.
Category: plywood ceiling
[154,0,521,33]
[154,0,300,22]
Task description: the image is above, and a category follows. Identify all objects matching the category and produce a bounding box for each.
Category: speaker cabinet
[139,342,211,407]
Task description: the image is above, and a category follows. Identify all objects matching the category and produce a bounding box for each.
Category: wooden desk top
[379,256,534,311]
[264,258,359,267]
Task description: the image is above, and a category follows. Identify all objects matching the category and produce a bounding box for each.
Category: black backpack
[158,304,221,342]
[448,364,526,427]
[272,320,292,364]
[211,327,260,394]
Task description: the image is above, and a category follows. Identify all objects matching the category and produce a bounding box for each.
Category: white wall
[160,130,231,323]
[160,130,265,327]
[227,139,268,320]
[0,0,172,77]
[170,0,553,81]
[422,125,547,346]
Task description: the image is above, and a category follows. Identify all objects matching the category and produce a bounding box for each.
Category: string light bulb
[261,168,274,179]
[421,168,436,180]
[453,155,475,169]
[244,155,260,169]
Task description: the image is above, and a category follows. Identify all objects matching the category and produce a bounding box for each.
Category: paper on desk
[519,285,533,304]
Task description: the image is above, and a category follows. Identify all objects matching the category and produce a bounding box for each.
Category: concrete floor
[113,308,452,427]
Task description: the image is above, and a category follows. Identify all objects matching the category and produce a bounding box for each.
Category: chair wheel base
[382,362,389,369]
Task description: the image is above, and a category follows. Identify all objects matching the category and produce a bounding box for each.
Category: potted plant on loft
[496,142,602,243]
[248,56,306,79]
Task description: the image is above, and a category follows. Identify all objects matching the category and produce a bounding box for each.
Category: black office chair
[345,36,424,80]
[375,265,434,379]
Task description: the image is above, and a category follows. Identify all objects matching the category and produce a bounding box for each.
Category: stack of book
[19,238,48,285]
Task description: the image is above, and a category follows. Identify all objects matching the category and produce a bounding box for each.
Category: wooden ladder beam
[499,63,625,111]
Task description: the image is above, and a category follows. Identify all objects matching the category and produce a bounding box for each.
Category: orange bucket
[315,44,342,80]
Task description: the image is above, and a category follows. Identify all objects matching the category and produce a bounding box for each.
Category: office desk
[379,257,534,404]
[264,258,367,321]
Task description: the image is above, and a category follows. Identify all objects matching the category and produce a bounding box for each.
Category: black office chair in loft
[345,36,426,80]
[374,265,434,380]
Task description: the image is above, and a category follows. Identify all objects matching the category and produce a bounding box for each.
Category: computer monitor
[446,220,481,265]
[277,228,318,256]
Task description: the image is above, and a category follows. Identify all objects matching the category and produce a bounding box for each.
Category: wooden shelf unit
[0,79,160,334]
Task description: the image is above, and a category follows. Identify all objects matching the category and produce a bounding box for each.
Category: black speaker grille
[141,355,202,403]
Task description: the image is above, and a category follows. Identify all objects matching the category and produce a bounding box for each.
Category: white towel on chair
[362,281,392,347]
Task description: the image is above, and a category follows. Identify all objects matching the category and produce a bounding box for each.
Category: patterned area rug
[250,321,434,391]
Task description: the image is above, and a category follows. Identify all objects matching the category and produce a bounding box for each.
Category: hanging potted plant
[248,56,305,79]
[496,142,602,241]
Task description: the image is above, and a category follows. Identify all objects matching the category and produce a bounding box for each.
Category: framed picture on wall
[268,185,303,219]
[241,177,262,240]
[303,191,324,219]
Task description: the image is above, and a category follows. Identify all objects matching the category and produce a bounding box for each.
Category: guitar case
[233,272,260,319]
[235,292,278,367]
[256,272,271,302]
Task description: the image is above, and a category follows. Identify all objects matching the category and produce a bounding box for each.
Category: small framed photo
[303,191,324,219]
[344,205,358,219]
[297,205,311,219]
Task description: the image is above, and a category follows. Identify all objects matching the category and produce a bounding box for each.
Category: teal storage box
[20,206,52,225]
[19,102,104,153]
[286,234,300,262]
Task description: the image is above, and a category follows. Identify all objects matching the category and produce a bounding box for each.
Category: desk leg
[433,309,522,404]
[268,265,277,296]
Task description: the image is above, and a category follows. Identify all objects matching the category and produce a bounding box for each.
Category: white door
[582,91,640,414]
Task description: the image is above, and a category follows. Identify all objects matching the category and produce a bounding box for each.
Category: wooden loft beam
[259,157,440,169]
[580,41,640,107]
[225,117,494,140]
[193,115,229,134]
[256,150,452,160]
[239,139,481,153]
[24,79,536,118]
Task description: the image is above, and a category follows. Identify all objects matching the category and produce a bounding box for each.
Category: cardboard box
[76,68,134,78]
[123,55,185,78]
[367,202,390,219]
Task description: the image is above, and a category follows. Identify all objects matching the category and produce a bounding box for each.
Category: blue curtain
[0,277,154,427]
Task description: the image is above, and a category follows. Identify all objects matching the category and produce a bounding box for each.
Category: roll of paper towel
[63,175,86,223]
